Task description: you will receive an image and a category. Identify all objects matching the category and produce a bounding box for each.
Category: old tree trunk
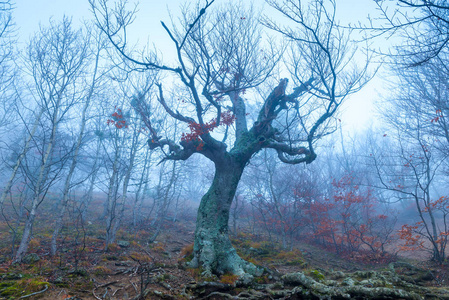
[189,154,262,276]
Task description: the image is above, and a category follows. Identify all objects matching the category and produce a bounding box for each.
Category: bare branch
[156,83,195,124]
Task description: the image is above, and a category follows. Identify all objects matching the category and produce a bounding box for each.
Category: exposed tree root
[189,229,264,278]
[282,272,422,300]
[183,270,449,300]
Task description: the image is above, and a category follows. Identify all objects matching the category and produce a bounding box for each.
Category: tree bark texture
[189,156,262,276]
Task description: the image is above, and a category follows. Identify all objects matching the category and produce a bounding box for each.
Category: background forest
[0,0,449,299]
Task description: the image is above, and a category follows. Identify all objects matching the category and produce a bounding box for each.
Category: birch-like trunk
[13,97,62,263]
[133,149,151,228]
[109,153,135,244]
[104,148,120,250]
[149,161,178,242]
[81,137,101,220]
[49,44,101,256]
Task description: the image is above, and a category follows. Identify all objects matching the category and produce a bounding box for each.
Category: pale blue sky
[14,0,380,41]
[14,1,178,43]
[13,0,384,132]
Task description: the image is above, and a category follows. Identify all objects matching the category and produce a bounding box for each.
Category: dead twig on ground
[97,280,119,288]
[19,284,48,299]
[92,288,101,300]
[112,287,123,296]
[130,280,138,293]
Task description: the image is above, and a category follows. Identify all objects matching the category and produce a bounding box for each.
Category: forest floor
[1,215,449,299]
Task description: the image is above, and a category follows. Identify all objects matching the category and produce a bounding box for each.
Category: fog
[0,0,448,298]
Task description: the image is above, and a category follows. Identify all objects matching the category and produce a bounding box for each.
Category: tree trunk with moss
[189,155,262,276]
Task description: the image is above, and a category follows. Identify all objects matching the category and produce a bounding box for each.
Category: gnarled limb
[148,138,193,162]
[253,78,313,135]
[264,141,316,164]
[276,149,316,164]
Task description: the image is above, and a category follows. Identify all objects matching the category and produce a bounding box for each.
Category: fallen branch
[19,284,48,299]
[114,268,132,275]
[130,280,138,293]
[92,288,101,300]
[97,280,119,288]
[112,287,123,296]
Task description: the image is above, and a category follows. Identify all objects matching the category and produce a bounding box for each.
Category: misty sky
[13,0,386,133]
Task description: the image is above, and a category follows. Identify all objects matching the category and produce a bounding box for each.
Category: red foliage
[398,224,423,251]
[299,175,397,261]
[220,111,236,126]
[107,107,128,129]
[431,109,443,123]
[180,111,236,150]
[398,196,449,261]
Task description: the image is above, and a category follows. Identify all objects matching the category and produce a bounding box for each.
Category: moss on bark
[189,158,263,277]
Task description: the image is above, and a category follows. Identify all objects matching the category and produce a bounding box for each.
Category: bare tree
[101,105,128,249]
[90,0,371,276]
[389,61,449,159]
[245,150,299,249]
[0,1,13,37]
[109,116,144,245]
[369,123,448,262]
[50,26,107,256]
[99,73,154,249]
[13,17,89,263]
[79,115,106,219]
